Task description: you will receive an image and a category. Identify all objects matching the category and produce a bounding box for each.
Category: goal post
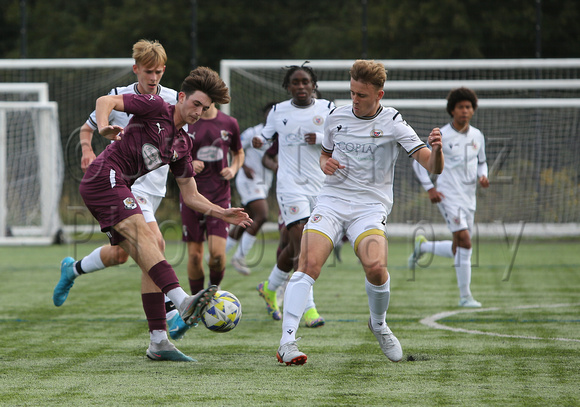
[0,101,63,245]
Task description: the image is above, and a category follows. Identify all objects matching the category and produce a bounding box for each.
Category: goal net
[221,59,580,236]
[0,59,135,244]
[0,100,63,244]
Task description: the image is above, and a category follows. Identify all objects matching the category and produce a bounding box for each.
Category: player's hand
[220,167,236,180]
[193,160,205,174]
[428,128,442,150]
[322,157,345,175]
[479,176,490,188]
[99,125,123,141]
[243,166,255,179]
[427,187,444,203]
[81,151,97,173]
[304,132,317,145]
[252,136,264,148]
[222,207,253,228]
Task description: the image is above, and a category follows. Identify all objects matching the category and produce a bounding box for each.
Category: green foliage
[0,239,579,406]
[2,0,580,72]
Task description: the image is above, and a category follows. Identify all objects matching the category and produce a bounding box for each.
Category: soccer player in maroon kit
[79,67,251,362]
[170,103,243,339]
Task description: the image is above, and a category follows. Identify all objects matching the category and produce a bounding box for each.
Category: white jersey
[419,122,486,211]
[320,104,425,214]
[86,82,178,197]
[238,123,273,188]
[261,98,335,196]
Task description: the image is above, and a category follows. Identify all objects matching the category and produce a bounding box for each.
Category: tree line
[1,0,579,90]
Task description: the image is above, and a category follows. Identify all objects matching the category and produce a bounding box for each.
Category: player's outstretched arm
[176,177,252,228]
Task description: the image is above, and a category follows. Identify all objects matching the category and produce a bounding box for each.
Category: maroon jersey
[97,93,194,186]
[186,110,241,202]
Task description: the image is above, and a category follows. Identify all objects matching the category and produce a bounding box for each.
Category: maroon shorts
[80,164,143,245]
[180,196,230,242]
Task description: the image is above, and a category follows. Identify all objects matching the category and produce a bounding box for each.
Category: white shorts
[304,195,387,252]
[133,190,163,224]
[437,199,474,233]
[235,172,272,206]
[277,193,318,226]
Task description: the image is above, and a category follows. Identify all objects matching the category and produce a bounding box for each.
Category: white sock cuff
[365,277,390,293]
[80,246,105,273]
[290,271,316,285]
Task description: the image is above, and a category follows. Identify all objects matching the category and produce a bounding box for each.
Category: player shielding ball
[276,60,444,365]
[79,67,251,362]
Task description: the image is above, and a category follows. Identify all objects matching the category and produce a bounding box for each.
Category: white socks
[421,240,454,258]
[366,277,390,331]
[455,247,473,298]
[77,246,106,275]
[281,272,314,345]
[235,232,257,258]
[150,329,168,343]
[225,236,237,254]
[268,264,290,291]
[166,287,189,310]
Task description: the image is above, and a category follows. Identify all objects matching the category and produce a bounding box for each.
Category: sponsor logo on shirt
[142,143,163,170]
[197,145,224,162]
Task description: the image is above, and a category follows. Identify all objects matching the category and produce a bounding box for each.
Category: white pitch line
[420,303,580,342]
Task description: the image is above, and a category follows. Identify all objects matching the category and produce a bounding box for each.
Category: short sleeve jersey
[261,98,335,197]
[86,83,178,197]
[97,93,194,186]
[186,110,242,202]
[320,104,425,214]
[434,122,487,210]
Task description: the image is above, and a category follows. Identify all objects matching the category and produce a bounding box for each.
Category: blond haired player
[276,60,444,365]
[54,39,176,308]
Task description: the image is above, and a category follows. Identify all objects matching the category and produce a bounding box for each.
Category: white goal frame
[0,100,63,245]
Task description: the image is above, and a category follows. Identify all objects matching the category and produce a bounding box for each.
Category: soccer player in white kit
[408,87,489,308]
[255,64,334,327]
[53,40,176,307]
[226,102,277,275]
[276,60,444,366]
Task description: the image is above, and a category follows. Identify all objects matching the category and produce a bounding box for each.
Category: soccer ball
[201,290,242,332]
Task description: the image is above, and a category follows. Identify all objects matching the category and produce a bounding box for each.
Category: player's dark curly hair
[446,87,478,116]
[282,61,318,90]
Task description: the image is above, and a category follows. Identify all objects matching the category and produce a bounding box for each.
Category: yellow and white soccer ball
[201,290,242,332]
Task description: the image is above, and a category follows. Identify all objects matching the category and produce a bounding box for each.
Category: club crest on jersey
[289,206,299,215]
[220,130,231,141]
[123,197,137,210]
[311,214,322,223]
[453,217,461,225]
[313,115,324,125]
[370,129,383,138]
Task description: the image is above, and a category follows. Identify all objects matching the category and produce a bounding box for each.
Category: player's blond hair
[132,39,167,68]
[180,66,231,105]
[349,60,387,90]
